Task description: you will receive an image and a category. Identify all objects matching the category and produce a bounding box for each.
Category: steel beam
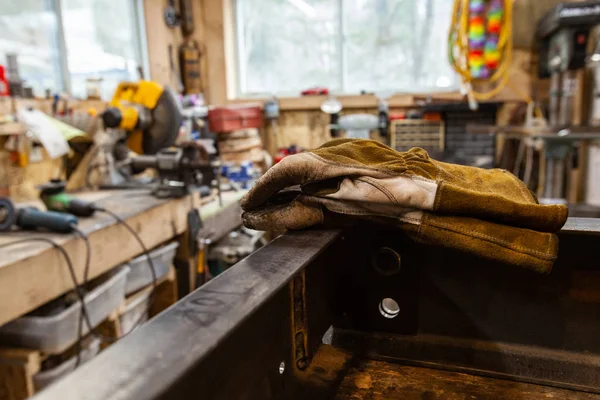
[33,230,340,400]
[31,218,600,399]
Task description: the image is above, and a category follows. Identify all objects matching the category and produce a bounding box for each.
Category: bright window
[61,0,144,99]
[0,0,62,95]
[235,0,458,96]
[0,0,146,99]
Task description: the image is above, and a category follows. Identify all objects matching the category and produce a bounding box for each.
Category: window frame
[31,0,149,96]
[232,0,458,98]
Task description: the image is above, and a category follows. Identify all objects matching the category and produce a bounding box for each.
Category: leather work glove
[241,139,569,272]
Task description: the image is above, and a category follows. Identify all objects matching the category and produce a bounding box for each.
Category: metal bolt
[371,247,401,276]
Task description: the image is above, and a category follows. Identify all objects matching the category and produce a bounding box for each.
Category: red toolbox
[208,104,262,132]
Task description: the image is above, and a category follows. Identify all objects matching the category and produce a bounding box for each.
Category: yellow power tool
[101,81,182,154]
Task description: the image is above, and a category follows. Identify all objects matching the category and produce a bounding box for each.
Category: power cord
[0,237,96,364]
[70,225,91,367]
[1,209,159,360]
[69,205,160,344]
[92,206,158,338]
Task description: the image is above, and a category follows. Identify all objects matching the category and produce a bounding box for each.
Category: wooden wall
[143,0,208,96]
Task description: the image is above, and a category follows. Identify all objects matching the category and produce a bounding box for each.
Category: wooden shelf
[0,122,25,136]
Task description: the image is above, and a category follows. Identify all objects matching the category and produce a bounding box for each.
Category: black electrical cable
[71,206,159,343]
[0,237,97,358]
[1,223,155,356]
[0,237,92,327]
[92,206,158,336]
[71,225,91,367]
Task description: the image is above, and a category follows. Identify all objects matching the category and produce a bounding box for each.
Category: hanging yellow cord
[448,0,514,101]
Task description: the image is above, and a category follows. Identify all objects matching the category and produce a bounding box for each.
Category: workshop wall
[144,0,209,99]
[252,0,583,154]
[260,50,533,154]
[141,0,571,155]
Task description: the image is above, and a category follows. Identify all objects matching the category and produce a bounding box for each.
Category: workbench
[0,189,246,327]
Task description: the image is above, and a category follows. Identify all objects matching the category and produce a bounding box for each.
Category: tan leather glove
[241,139,568,272]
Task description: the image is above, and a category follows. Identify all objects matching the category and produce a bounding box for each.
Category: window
[0,0,146,99]
[235,0,458,96]
[0,1,62,96]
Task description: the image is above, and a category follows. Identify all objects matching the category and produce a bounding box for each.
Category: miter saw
[94,80,220,198]
[102,80,181,155]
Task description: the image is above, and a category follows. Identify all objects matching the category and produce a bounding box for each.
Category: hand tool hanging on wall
[164,0,180,28]
[179,40,202,94]
[0,197,78,233]
[179,0,194,36]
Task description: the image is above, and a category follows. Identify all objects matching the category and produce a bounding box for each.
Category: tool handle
[68,199,96,217]
[17,208,78,233]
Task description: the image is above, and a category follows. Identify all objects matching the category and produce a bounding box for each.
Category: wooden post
[0,348,41,400]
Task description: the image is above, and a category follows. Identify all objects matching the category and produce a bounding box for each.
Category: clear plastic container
[33,337,101,391]
[0,266,129,354]
[119,288,152,335]
[125,242,178,295]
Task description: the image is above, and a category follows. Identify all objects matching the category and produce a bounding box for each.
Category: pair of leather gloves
[241,139,568,273]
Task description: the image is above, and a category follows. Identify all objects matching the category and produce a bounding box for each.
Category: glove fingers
[241,153,313,210]
[242,198,323,231]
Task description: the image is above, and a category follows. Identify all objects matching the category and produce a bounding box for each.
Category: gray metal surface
[33,230,340,400]
[561,217,600,234]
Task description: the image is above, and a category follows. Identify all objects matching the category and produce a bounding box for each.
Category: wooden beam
[334,356,600,399]
[143,0,183,89]
[0,190,245,327]
[0,348,41,400]
[0,191,195,326]
[202,0,228,104]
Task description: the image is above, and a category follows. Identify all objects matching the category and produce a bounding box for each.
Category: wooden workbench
[0,189,246,327]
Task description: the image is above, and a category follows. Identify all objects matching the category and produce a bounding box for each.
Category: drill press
[537,0,600,127]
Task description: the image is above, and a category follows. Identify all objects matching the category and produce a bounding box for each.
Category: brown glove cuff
[436,183,569,233]
[416,214,558,273]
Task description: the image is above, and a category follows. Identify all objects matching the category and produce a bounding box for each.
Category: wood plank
[96,311,122,348]
[143,0,183,89]
[0,123,25,136]
[0,348,41,400]
[334,357,600,400]
[203,0,228,104]
[149,266,178,317]
[0,190,242,326]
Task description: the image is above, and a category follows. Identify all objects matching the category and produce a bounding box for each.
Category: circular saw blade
[143,87,183,154]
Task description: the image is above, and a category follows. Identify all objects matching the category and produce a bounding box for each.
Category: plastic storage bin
[125,242,178,295]
[119,288,152,335]
[33,337,101,391]
[0,266,129,354]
